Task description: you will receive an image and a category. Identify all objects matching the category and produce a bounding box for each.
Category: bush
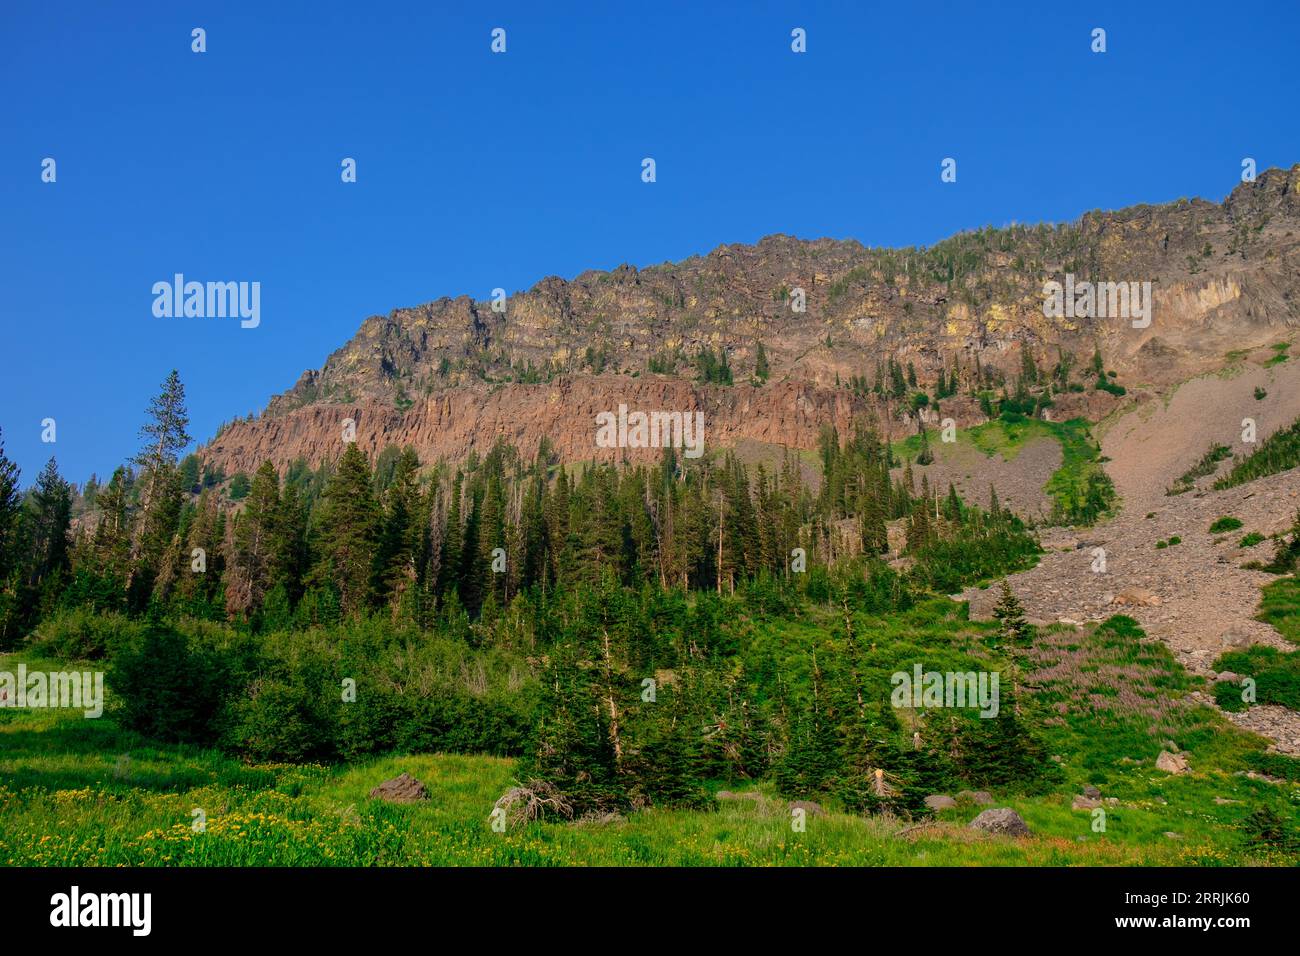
[1240,532,1265,548]
[225,677,339,762]
[1209,516,1243,533]
[1214,680,1247,712]
[27,608,145,660]
[1213,646,1300,711]
[107,623,238,745]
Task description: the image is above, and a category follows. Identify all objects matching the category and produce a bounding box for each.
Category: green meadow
[4,602,1296,867]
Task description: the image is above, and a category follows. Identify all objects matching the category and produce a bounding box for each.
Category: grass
[894,414,1110,518]
[3,603,1298,867]
[1254,576,1300,645]
[1214,413,1300,490]
[1212,576,1300,715]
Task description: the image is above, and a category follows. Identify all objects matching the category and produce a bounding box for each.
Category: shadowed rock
[369,771,430,803]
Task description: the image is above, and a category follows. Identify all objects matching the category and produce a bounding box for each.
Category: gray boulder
[968,807,1032,837]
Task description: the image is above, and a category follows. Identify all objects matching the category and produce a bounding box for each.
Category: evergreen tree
[0,429,22,584]
[226,461,280,618]
[314,443,380,616]
[128,371,191,598]
[915,427,934,466]
[991,579,1031,644]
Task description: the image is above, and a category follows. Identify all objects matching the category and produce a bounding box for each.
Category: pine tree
[173,490,225,615]
[314,443,380,616]
[991,579,1030,644]
[439,470,464,596]
[0,429,23,584]
[26,457,72,582]
[375,446,421,608]
[270,480,309,606]
[13,457,73,628]
[226,461,280,617]
[133,370,192,477]
[916,427,934,466]
[128,371,191,595]
[754,342,770,382]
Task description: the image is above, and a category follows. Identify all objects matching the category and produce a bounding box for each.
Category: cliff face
[202,166,1300,473]
[206,379,862,474]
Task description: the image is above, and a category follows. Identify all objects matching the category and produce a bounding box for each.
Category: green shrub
[1167,443,1232,495]
[1213,646,1300,711]
[1210,516,1243,533]
[27,608,144,660]
[1245,751,1300,782]
[107,623,239,745]
[1240,532,1265,548]
[1256,577,1300,642]
[1214,680,1247,712]
[1215,414,1300,489]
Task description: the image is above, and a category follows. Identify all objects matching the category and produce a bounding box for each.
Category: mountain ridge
[201,164,1300,475]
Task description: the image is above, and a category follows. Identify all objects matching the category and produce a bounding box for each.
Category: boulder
[574,811,627,827]
[788,800,826,817]
[1155,750,1190,774]
[1113,588,1162,607]
[1081,785,1102,799]
[956,790,994,805]
[924,794,957,810]
[369,771,430,804]
[1072,795,1101,810]
[716,790,763,802]
[968,807,1032,837]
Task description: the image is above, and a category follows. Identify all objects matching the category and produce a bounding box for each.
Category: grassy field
[4,602,1297,867]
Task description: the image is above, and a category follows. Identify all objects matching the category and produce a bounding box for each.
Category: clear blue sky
[2,0,1297,485]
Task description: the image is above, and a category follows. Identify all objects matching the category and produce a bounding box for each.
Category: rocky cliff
[201,165,1300,474]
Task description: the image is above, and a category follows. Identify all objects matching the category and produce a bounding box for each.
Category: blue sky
[2,0,1297,485]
